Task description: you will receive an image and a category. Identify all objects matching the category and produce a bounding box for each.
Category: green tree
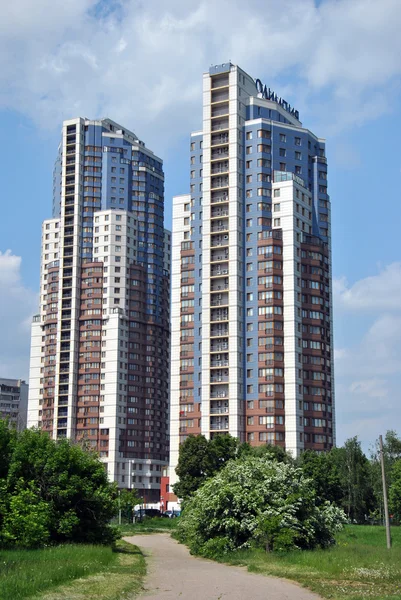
[173,434,244,500]
[119,488,142,521]
[370,430,401,522]
[176,455,346,556]
[0,419,17,480]
[389,458,401,520]
[330,437,374,522]
[250,443,293,463]
[173,435,210,500]
[298,449,343,505]
[0,424,119,548]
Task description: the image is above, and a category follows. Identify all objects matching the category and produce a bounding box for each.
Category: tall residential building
[28,118,170,501]
[170,63,334,485]
[0,378,28,431]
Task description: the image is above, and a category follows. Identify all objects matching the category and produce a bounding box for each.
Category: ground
[124,533,321,599]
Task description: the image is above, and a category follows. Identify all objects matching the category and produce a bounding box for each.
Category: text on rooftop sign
[255,79,299,120]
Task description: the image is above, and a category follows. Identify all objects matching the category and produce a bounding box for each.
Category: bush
[176,455,346,555]
[0,424,119,548]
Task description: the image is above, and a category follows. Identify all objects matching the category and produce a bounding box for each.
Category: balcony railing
[210,422,229,430]
[210,407,229,414]
[211,360,229,368]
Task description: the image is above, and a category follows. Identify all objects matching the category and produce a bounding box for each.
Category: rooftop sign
[255,79,299,120]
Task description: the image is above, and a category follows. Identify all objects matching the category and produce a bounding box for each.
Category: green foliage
[330,438,375,522]
[370,431,401,521]
[298,449,343,505]
[176,455,346,556]
[173,434,292,501]
[0,544,117,600]
[0,422,119,548]
[1,483,51,549]
[173,434,245,500]
[0,541,145,600]
[389,458,401,520]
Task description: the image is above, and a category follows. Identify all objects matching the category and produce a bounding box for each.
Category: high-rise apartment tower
[170,63,334,484]
[28,118,170,500]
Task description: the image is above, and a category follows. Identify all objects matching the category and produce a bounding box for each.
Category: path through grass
[219,526,401,600]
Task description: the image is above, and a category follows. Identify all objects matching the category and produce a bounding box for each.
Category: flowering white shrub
[176,455,346,556]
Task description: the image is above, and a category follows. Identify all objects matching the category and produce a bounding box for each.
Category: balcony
[211,161,229,174]
[211,191,228,204]
[211,266,228,277]
[211,279,229,291]
[210,383,228,396]
[211,147,229,160]
[211,90,229,103]
[211,223,228,233]
[210,355,229,368]
[210,418,229,431]
[210,403,229,415]
[210,370,229,383]
[210,324,228,337]
[211,208,229,218]
[211,340,228,352]
[211,133,229,146]
[210,308,229,322]
[211,105,229,118]
[210,249,229,263]
[211,176,229,190]
[211,234,229,248]
[211,293,228,307]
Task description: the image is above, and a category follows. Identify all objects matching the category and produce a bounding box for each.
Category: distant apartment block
[0,378,28,430]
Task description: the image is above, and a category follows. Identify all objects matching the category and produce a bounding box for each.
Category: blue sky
[0,0,400,451]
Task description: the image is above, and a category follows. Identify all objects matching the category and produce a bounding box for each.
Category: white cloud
[334,263,401,312]
[334,262,401,447]
[349,378,389,399]
[0,251,38,380]
[0,0,400,148]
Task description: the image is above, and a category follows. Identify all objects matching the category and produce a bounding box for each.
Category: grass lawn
[218,525,401,600]
[119,516,179,536]
[0,540,145,600]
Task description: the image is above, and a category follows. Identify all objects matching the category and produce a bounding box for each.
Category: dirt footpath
[124,533,321,600]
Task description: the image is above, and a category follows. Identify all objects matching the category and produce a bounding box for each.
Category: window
[190,142,195,151]
[295,151,302,160]
[274,218,281,226]
[246,146,252,155]
[246,160,252,168]
[280,133,286,142]
[246,132,252,140]
[273,189,280,197]
[274,203,280,212]
[295,137,301,146]
[279,148,286,157]
[279,163,286,171]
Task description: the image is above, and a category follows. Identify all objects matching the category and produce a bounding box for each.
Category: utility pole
[379,435,391,549]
